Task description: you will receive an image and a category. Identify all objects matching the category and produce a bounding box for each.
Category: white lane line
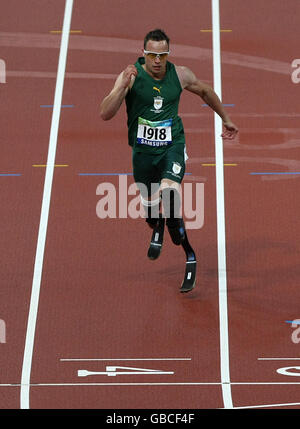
[20,0,74,410]
[211,0,233,409]
[60,358,192,361]
[233,402,300,409]
[5,381,300,387]
[258,358,300,360]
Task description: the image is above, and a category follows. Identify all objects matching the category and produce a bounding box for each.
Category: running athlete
[100,29,238,292]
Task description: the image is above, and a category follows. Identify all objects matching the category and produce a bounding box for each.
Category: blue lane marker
[0,173,22,176]
[40,104,74,108]
[286,320,300,325]
[250,172,300,175]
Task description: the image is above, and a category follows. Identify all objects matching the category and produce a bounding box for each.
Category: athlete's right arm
[100,65,137,121]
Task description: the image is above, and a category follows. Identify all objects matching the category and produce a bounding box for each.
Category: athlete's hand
[221,120,238,140]
[120,65,138,89]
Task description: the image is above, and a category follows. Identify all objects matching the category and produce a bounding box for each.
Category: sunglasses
[143,50,170,60]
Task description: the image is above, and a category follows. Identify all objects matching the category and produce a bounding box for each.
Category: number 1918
[143,127,167,141]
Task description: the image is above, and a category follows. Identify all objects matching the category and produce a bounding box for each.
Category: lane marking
[233,402,300,409]
[202,164,237,166]
[5,381,300,386]
[40,104,74,108]
[79,172,134,176]
[202,103,235,107]
[20,0,74,410]
[250,172,300,175]
[50,30,82,34]
[61,358,191,361]
[7,71,118,80]
[78,173,193,176]
[201,29,232,32]
[181,112,300,118]
[212,0,233,409]
[277,366,300,377]
[78,366,174,377]
[258,358,300,360]
[0,173,22,176]
[32,164,69,167]
[5,381,300,387]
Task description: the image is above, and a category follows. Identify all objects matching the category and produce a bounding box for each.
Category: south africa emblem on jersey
[172,162,182,175]
[153,96,164,111]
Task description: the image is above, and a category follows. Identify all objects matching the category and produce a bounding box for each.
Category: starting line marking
[78,366,174,377]
[4,381,300,387]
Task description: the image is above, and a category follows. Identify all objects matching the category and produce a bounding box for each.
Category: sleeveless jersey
[125,57,185,154]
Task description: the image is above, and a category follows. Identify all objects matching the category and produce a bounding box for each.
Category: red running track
[1,0,300,410]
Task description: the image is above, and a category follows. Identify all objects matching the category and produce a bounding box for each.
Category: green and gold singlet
[125,57,185,154]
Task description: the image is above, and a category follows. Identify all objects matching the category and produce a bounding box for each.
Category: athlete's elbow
[100,112,109,121]
[100,107,111,121]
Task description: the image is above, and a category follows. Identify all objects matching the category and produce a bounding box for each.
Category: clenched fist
[120,65,138,89]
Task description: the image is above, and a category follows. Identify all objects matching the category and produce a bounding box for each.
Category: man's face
[143,39,169,79]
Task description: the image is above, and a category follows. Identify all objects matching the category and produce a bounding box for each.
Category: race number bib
[137,117,172,147]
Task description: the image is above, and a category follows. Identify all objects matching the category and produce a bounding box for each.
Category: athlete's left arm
[176,66,238,139]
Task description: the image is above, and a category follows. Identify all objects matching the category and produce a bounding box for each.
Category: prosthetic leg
[161,187,197,293]
[141,195,165,260]
[180,232,197,293]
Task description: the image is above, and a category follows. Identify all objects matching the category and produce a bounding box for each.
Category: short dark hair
[144,29,170,49]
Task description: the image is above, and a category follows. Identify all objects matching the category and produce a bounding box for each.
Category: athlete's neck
[142,64,166,81]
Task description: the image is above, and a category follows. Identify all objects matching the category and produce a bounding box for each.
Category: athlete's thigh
[159,144,186,188]
[132,150,161,198]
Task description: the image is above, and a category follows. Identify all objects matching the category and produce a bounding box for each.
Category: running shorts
[132,144,186,197]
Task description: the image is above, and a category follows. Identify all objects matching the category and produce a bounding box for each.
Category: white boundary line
[211,0,233,409]
[258,358,300,360]
[20,0,74,409]
[60,358,192,361]
[5,381,300,387]
[233,402,300,409]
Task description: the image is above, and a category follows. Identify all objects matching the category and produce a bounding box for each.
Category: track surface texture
[0,0,300,410]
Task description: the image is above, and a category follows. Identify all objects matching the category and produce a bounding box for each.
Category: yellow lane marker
[201,29,232,32]
[32,164,69,167]
[50,30,82,34]
[202,163,237,166]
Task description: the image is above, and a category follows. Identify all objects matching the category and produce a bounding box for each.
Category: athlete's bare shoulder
[175,65,197,90]
[175,65,211,97]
